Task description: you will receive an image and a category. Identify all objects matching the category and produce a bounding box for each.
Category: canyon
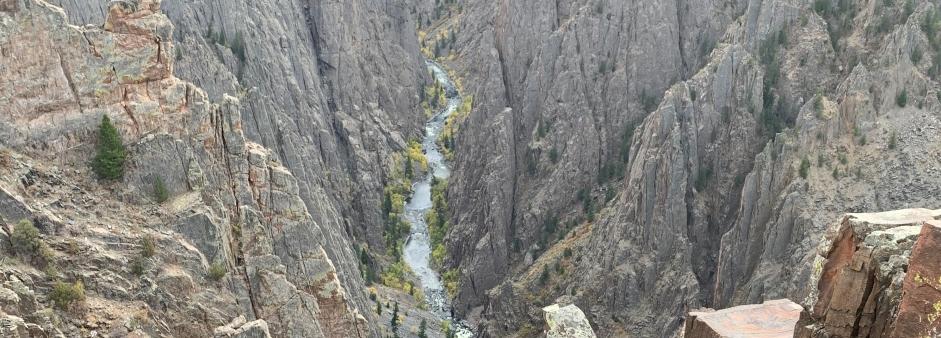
[1,0,940,337]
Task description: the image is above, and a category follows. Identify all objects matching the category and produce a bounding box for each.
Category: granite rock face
[438,0,941,336]
[0,0,422,336]
[45,0,431,326]
[795,210,941,338]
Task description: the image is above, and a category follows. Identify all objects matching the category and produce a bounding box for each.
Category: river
[401,60,473,337]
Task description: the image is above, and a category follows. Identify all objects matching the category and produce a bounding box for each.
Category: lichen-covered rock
[795,209,941,337]
[893,220,941,337]
[543,304,595,338]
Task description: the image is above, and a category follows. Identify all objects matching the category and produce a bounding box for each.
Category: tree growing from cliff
[418,319,428,338]
[390,301,400,332]
[92,115,126,180]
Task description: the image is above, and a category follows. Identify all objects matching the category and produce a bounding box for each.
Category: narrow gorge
[1,0,940,337]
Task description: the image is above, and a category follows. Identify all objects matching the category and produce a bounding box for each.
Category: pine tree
[92,115,126,180]
[418,319,428,338]
[390,301,400,332]
[404,156,413,179]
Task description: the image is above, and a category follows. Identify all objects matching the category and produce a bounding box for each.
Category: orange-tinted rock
[796,209,941,338]
[684,299,802,338]
[891,220,941,337]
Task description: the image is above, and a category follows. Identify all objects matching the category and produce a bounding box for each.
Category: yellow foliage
[442,268,459,297]
[407,140,428,172]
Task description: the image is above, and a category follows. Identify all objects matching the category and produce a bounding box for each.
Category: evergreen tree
[376,301,382,315]
[390,301,400,332]
[418,319,428,338]
[92,115,126,180]
[404,157,413,179]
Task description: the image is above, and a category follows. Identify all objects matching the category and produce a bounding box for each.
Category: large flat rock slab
[685,299,802,338]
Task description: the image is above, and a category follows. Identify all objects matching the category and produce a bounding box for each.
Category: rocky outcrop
[543,303,596,338]
[214,316,272,338]
[0,0,403,336]
[684,299,802,338]
[795,209,941,338]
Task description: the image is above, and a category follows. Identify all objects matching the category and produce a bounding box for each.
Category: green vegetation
[640,89,659,113]
[911,46,923,64]
[539,265,550,286]
[888,131,898,149]
[442,320,458,338]
[758,28,792,135]
[896,89,908,107]
[439,95,473,160]
[548,147,559,164]
[49,280,85,309]
[390,301,400,333]
[153,176,169,203]
[799,157,811,179]
[92,115,126,180]
[426,177,450,266]
[11,219,53,268]
[208,261,227,281]
[418,319,428,338]
[130,256,146,276]
[442,268,459,297]
[813,94,824,117]
[816,0,858,52]
[694,165,713,190]
[140,235,156,258]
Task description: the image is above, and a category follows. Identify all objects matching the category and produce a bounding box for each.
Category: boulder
[214,316,272,338]
[543,304,596,338]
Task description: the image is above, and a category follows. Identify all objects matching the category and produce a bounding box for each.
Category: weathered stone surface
[214,316,272,338]
[795,209,941,338]
[438,0,941,336]
[0,0,404,336]
[684,299,802,338]
[891,220,941,337]
[543,304,596,338]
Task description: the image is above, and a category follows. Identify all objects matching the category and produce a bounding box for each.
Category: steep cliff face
[438,0,941,336]
[441,0,748,316]
[0,0,427,336]
[46,0,429,312]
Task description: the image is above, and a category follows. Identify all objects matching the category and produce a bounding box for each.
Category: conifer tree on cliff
[92,115,126,180]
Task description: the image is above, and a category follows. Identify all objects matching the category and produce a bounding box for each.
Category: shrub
[888,131,898,149]
[49,281,85,309]
[91,115,126,180]
[153,177,169,203]
[896,89,908,107]
[207,261,227,281]
[130,256,146,276]
[799,157,811,179]
[539,266,550,286]
[11,220,53,267]
[140,235,156,258]
[640,90,659,113]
